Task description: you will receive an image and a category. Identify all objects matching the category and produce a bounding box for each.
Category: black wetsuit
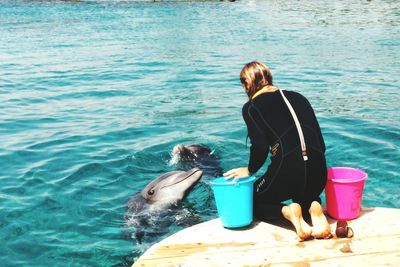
[242,90,327,220]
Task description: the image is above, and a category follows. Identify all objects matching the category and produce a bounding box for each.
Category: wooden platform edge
[133,207,400,267]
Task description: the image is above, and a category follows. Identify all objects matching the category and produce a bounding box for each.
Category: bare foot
[282,203,312,241]
[309,201,332,239]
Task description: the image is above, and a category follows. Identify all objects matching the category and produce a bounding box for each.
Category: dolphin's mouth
[160,168,202,189]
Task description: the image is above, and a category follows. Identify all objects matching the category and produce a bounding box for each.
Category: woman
[224,61,331,240]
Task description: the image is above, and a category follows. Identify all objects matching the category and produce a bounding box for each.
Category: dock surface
[133,207,400,266]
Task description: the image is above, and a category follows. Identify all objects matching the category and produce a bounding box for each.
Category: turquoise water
[1,0,399,266]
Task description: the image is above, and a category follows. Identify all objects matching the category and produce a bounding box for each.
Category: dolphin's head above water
[140,168,203,204]
[171,144,212,163]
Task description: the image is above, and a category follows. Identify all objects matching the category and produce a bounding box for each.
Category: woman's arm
[224,103,270,182]
[244,103,270,174]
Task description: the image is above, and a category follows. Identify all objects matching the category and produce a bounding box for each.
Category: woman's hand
[223,167,250,182]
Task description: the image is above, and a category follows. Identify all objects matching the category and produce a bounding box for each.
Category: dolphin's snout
[189,167,202,175]
[186,168,203,183]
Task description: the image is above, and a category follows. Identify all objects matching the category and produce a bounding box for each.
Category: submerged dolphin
[171,144,223,177]
[125,168,203,244]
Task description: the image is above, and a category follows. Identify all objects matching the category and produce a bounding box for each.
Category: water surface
[0,0,399,266]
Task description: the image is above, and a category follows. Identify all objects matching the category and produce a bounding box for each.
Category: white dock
[133,207,400,266]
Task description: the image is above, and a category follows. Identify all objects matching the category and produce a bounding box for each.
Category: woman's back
[243,90,325,165]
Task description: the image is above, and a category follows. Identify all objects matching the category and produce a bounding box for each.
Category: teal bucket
[210,176,256,228]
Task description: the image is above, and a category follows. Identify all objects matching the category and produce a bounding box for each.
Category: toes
[311,230,322,239]
[319,229,333,239]
[312,225,332,239]
[299,223,313,240]
[325,232,333,239]
[297,231,313,242]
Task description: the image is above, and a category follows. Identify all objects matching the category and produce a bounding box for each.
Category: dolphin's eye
[148,189,154,195]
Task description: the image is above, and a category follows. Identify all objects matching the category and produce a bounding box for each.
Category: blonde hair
[240,61,273,99]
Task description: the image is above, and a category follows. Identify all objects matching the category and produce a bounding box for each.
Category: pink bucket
[325,167,368,220]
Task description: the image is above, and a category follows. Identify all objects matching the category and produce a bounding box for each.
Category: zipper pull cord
[279,89,308,161]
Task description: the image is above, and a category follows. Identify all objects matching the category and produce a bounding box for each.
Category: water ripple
[0,1,399,266]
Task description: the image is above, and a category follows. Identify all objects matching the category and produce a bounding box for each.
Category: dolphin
[171,144,223,177]
[138,167,202,204]
[125,168,203,244]
[171,144,213,162]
